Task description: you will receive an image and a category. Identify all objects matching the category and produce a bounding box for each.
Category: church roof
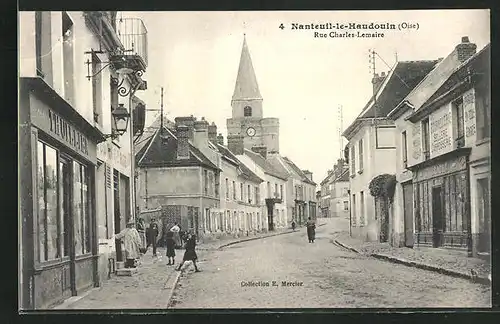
[232,36,262,101]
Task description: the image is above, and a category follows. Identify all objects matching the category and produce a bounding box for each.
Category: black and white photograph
[18,9,491,310]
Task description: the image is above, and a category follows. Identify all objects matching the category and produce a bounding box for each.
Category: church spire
[232,35,262,101]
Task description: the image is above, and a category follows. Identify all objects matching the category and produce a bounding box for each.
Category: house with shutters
[342,58,439,244]
[319,159,350,219]
[388,37,490,257]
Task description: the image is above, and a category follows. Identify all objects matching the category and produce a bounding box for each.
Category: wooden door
[432,186,444,248]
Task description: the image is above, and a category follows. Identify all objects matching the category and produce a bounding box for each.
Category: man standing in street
[147,219,159,257]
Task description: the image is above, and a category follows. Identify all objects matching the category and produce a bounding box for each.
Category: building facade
[19,11,147,309]
[343,60,438,244]
[135,120,220,238]
[320,159,350,219]
[390,37,489,256]
[228,137,289,231]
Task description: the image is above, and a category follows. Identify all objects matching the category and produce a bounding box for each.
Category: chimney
[216,133,224,145]
[176,125,190,160]
[251,146,267,159]
[193,118,209,149]
[208,122,217,143]
[455,36,477,63]
[227,134,245,155]
[372,72,386,94]
[174,116,196,141]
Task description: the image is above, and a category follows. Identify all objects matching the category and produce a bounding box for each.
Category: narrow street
[171,220,490,308]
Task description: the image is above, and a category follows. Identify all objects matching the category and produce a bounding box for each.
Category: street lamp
[104,104,131,139]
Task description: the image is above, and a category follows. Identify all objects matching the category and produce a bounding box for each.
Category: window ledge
[357,169,364,174]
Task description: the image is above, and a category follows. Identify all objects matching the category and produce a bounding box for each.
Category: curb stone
[371,253,491,286]
[165,262,192,308]
[334,239,360,254]
[334,238,490,286]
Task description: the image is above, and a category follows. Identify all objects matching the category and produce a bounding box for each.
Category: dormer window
[244,106,252,117]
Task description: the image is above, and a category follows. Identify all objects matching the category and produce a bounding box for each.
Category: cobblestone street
[171,219,491,308]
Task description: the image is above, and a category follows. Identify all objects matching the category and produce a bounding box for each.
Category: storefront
[410,150,472,252]
[20,78,105,309]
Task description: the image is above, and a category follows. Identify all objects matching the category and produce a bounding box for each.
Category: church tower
[227,35,280,154]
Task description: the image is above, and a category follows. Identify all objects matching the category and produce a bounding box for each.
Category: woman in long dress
[170,223,182,248]
[114,220,142,268]
[165,231,176,266]
[306,217,316,243]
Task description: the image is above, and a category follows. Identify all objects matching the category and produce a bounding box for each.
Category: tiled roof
[216,144,263,183]
[282,157,316,185]
[244,149,288,181]
[134,114,174,156]
[361,60,439,118]
[136,127,218,170]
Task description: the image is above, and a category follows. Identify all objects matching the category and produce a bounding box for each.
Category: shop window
[73,161,91,255]
[37,142,60,262]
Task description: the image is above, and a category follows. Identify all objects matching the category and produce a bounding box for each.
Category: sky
[120,10,490,188]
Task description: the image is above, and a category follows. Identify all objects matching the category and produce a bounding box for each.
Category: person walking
[136,217,146,251]
[147,219,159,256]
[114,220,142,268]
[291,220,296,231]
[165,231,176,265]
[176,231,200,272]
[306,217,316,243]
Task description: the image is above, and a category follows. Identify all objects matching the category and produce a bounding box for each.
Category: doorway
[432,186,444,248]
[477,178,491,253]
[113,170,123,262]
[402,182,414,247]
[59,157,76,296]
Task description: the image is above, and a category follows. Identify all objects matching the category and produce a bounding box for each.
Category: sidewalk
[333,232,491,285]
[53,225,316,309]
[54,247,186,309]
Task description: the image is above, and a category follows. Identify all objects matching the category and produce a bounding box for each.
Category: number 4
[279,23,285,30]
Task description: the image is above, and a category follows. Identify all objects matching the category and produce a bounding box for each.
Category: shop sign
[111,145,130,175]
[429,106,453,157]
[463,88,477,146]
[48,110,89,155]
[413,156,467,183]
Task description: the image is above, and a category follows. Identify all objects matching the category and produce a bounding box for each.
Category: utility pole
[160,87,164,134]
[369,49,379,147]
[338,104,343,161]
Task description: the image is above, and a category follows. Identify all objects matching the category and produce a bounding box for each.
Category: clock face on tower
[246,127,256,137]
